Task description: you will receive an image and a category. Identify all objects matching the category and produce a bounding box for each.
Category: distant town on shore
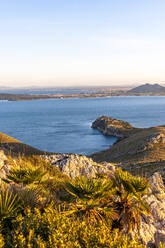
[0,83,165,101]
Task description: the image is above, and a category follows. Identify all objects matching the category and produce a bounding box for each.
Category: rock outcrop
[42,153,115,178]
[92,116,137,138]
[147,133,165,144]
[0,150,10,181]
[139,173,165,247]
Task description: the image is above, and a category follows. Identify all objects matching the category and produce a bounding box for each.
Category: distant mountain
[128,83,165,93]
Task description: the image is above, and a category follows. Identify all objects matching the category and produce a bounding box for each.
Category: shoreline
[1,92,165,101]
[0,93,112,101]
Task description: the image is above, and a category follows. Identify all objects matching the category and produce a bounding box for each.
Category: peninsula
[1,83,165,101]
[91,116,165,178]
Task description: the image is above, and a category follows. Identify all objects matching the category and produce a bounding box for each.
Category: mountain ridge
[128,83,165,93]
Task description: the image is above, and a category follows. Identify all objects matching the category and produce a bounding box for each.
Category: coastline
[1,92,165,101]
[0,93,112,101]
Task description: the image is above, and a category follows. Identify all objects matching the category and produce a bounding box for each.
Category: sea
[0,93,165,155]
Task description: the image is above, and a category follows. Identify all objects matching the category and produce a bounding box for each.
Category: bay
[0,96,165,155]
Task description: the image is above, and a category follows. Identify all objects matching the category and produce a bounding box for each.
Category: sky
[0,0,165,87]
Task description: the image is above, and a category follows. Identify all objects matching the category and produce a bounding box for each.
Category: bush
[4,207,144,248]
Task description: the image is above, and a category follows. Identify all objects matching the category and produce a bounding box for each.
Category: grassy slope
[0,132,21,143]
[91,124,165,176]
[0,132,49,156]
[92,126,165,162]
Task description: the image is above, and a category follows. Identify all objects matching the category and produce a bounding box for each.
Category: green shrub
[65,177,116,223]
[4,207,144,248]
[4,167,47,186]
[111,169,150,233]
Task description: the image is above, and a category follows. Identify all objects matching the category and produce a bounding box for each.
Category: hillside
[0,138,164,246]
[128,83,165,93]
[0,128,164,246]
[91,116,165,177]
[0,132,48,156]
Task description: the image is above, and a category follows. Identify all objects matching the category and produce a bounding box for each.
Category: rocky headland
[91,116,165,179]
[92,115,140,138]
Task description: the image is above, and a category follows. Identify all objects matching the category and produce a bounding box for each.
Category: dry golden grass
[0,132,50,156]
[92,126,165,162]
[91,125,165,177]
[0,132,21,143]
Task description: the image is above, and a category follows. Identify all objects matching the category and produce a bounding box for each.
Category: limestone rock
[147,133,165,144]
[0,150,10,181]
[139,173,165,247]
[42,154,114,178]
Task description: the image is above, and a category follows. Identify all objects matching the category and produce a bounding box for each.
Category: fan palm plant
[111,169,150,233]
[17,187,41,210]
[4,167,47,186]
[0,190,20,220]
[65,176,117,224]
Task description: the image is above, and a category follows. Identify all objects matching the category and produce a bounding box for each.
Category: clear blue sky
[0,0,165,87]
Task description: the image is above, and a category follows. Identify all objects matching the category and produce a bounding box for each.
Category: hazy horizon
[1,0,165,87]
[0,83,133,89]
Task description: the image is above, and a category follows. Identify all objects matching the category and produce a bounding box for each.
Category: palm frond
[0,190,20,220]
[5,167,47,186]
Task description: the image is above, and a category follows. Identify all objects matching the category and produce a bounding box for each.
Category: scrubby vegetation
[0,156,150,247]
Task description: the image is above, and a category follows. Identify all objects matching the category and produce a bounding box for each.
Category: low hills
[127,83,165,93]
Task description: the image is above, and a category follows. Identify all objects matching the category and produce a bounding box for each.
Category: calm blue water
[0,96,165,155]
